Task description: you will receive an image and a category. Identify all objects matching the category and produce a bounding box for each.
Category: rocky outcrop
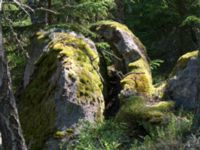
[18,30,104,149]
[91,21,154,98]
[164,50,199,109]
[91,21,173,129]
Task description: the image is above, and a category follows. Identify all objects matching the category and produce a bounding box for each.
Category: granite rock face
[19,30,104,150]
[164,50,200,109]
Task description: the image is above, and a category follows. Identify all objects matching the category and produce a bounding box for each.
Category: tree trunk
[175,0,187,17]
[47,0,52,24]
[115,0,124,23]
[0,11,27,150]
[28,0,37,24]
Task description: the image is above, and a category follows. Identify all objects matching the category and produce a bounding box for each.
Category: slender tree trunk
[47,0,52,24]
[0,7,27,150]
[115,0,124,23]
[28,0,37,24]
[175,0,187,17]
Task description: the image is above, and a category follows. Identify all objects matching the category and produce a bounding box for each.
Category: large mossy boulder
[18,30,104,149]
[164,50,199,109]
[91,21,154,97]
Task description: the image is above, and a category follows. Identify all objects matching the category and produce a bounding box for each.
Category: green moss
[53,131,66,139]
[149,101,174,111]
[50,33,103,106]
[19,51,58,150]
[170,50,199,77]
[53,128,74,139]
[120,58,154,96]
[154,81,167,98]
[116,96,174,129]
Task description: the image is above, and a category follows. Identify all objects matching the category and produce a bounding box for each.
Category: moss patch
[120,58,154,97]
[50,33,103,105]
[19,51,58,150]
[116,96,174,129]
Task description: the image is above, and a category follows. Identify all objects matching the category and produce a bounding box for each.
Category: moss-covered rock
[170,50,199,77]
[116,96,174,130]
[164,50,199,109]
[19,30,104,149]
[91,20,154,97]
[91,20,148,72]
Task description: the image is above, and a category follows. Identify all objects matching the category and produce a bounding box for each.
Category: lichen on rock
[19,30,104,149]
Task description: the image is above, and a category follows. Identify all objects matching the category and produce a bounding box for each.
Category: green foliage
[7,50,26,91]
[150,59,164,70]
[66,112,194,150]
[123,0,200,36]
[96,42,114,66]
[182,15,200,26]
[68,120,130,150]
[122,0,200,69]
[2,3,31,27]
[45,23,97,38]
[52,0,116,24]
[131,112,193,150]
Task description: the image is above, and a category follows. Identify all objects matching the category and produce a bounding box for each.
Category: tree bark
[0,10,27,150]
[47,0,52,24]
[115,0,124,23]
[28,0,37,24]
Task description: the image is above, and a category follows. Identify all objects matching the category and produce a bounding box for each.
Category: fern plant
[150,59,164,70]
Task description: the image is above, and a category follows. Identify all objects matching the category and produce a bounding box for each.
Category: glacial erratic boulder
[18,30,104,149]
[92,21,154,98]
[164,50,200,109]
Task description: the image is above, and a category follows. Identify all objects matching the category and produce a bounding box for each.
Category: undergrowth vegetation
[67,112,200,150]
